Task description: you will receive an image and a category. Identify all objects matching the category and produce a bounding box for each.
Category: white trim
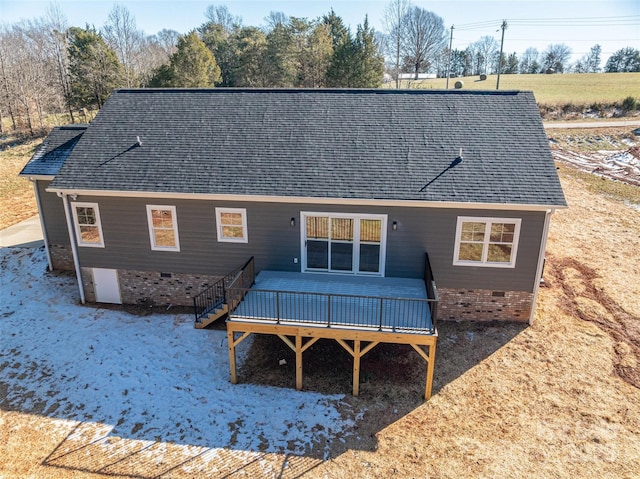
[146,205,180,252]
[530,209,554,325]
[300,211,387,276]
[45,187,566,212]
[61,194,85,304]
[70,201,105,248]
[22,174,55,180]
[215,207,248,243]
[31,180,53,271]
[453,216,521,268]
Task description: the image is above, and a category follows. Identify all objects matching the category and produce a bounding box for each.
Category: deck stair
[195,304,229,329]
[192,257,255,329]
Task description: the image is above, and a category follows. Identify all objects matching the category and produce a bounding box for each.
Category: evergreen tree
[326,16,384,88]
[605,47,640,73]
[353,17,385,87]
[149,31,221,87]
[67,26,124,109]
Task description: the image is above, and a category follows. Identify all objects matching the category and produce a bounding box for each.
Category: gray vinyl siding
[73,196,545,293]
[37,180,70,245]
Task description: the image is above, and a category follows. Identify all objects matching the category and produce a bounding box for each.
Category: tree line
[380,0,639,80]
[1,1,638,135]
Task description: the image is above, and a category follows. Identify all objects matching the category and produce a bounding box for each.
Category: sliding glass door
[303,213,386,275]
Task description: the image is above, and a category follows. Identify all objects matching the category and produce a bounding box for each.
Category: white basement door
[92,268,122,304]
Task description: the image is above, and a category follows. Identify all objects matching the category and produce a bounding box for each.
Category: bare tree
[519,47,540,74]
[0,20,60,135]
[44,3,75,122]
[264,11,287,32]
[382,0,410,88]
[137,30,179,87]
[469,35,498,75]
[542,43,571,73]
[205,4,242,33]
[103,3,144,87]
[402,6,445,78]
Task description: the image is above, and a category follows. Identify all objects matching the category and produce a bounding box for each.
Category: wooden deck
[226,271,438,399]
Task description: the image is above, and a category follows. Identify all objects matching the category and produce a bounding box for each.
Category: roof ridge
[113,87,527,96]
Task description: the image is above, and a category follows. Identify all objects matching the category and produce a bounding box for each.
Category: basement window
[146,205,180,252]
[215,207,248,243]
[71,202,104,248]
[453,217,521,268]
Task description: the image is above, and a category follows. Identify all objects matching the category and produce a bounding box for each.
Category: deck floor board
[230,271,433,334]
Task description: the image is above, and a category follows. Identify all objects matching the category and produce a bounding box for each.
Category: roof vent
[136,135,142,146]
[458,147,463,160]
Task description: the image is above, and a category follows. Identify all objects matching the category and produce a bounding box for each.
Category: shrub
[621,96,637,111]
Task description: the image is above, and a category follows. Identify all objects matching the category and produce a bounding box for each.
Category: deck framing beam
[226,320,438,399]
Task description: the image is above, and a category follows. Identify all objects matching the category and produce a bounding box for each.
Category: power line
[454,15,639,31]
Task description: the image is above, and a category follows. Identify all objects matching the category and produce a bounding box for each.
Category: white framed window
[453,217,521,268]
[146,205,180,251]
[215,207,248,243]
[301,212,387,276]
[71,202,104,248]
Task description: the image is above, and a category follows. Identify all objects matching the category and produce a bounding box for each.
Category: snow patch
[0,247,357,458]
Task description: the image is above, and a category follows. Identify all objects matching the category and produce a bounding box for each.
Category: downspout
[59,192,85,304]
[30,178,52,271]
[529,209,553,325]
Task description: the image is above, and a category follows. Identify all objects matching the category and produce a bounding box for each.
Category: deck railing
[423,252,438,332]
[227,288,437,334]
[192,256,255,323]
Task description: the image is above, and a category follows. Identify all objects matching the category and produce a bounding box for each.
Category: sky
[1,0,639,62]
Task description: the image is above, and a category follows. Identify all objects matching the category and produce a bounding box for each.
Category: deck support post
[228,329,237,384]
[295,335,303,390]
[227,330,252,385]
[227,320,437,400]
[411,339,437,399]
[425,340,437,399]
[353,340,361,396]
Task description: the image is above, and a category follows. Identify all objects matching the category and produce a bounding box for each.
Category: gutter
[45,187,568,212]
[59,192,85,304]
[530,208,554,325]
[30,178,52,271]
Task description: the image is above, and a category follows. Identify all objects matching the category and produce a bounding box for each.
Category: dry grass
[0,135,42,229]
[393,72,640,106]
[1,135,639,477]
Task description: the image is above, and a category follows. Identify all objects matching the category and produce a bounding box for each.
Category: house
[20,88,566,398]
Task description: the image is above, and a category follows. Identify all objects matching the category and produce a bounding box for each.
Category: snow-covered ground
[551,147,640,187]
[1,248,360,468]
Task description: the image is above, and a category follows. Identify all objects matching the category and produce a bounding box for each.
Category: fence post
[276,291,280,324]
[379,298,384,331]
[327,295,331,327]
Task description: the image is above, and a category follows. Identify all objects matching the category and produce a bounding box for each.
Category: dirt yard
[1,129,639,478]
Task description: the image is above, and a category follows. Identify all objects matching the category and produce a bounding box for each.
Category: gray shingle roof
[20,125,87,177]
[48,89,566,207]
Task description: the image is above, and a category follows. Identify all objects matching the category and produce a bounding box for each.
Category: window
[215,207,248,243]
[71,202,104,247]
[453,217,521,268]
[302,212,387,275]
[146,205,180,251]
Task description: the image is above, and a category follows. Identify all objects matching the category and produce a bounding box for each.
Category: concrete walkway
[544,119,640,129]
[0,215,44,248]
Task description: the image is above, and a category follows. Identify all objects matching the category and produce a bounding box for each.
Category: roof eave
[45,187,568,211]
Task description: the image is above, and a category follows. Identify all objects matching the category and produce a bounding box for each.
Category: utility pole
[496,20,508,90]
[445,25,454,89]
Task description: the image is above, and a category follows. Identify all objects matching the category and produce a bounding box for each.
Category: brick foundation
[80,267,96,303]
[79,269,221,306]
[437,288,533,322]
[118,270,223,306]
[50,244,74,271]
